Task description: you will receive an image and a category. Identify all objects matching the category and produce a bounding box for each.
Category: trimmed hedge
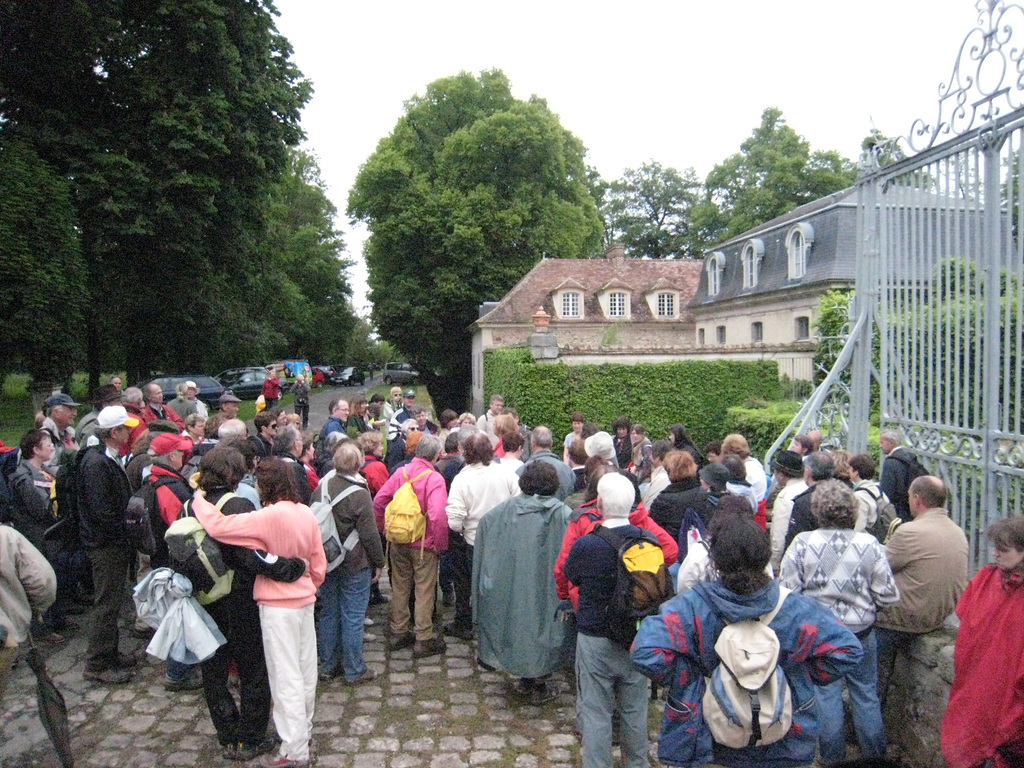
[483,349,783,449]
[723,400,801,461]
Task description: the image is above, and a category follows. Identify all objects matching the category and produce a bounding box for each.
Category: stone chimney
[528,307,558,362]
[605,242,626,268]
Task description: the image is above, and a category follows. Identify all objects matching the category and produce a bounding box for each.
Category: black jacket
[77,445,132,549]
[648,477,704,542]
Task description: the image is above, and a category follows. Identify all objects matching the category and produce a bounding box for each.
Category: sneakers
[363,616,375,627]
[344,668,376,686]
[165,671,203,692]
[84,666,132,684]
[259,756,309,768]
[412,637,446,659]
[388,632,415,651]
[443,622,473,640]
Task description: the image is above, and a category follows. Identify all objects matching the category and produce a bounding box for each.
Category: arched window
[742,239,764,289]
[787,223,814,280]
[707,251,725,296]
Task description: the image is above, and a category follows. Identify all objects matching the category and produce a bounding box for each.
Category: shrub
[484,349,783,448]
[723,400,801,462]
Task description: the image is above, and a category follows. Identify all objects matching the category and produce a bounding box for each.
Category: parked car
[382,362,417,385]
[329,366,365,386]
[216,368,281,401]
[310,365,334,388]
[141,375,224,408]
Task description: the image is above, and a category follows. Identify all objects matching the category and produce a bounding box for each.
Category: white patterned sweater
[779,528,900,633]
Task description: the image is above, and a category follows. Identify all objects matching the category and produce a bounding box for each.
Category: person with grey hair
[780,480,898,764]
[878,428,925,522]
[315,441,386,685]
[564,472,653,768]
[783,450,835,554]
[218,418,248,442]
[167,382,198,421]
[410,404,439,436]
[314,430,348,478]
[272,423,311,505]
[372,432,449,659]
[517,425,576,500]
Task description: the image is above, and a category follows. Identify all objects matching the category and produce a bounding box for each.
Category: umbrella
[24,639,74,768]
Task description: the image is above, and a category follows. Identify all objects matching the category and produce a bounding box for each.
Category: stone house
[691,188,858,383]
[470,245,703,412]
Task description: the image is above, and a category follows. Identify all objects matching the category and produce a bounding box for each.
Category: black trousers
[294,402,309,430]
[448,531,473,631]
[201,590,272,747]
[85,544,132,670]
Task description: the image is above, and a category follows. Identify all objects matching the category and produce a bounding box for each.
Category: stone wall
[883,621,957,767]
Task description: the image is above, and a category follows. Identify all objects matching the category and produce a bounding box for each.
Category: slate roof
[476,251,704,326]
[692,189,858,307]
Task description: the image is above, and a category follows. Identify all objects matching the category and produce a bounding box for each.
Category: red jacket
[262,376,281,400]
[360,456,389,498]
[140,403,184,430]
[554,498,678,609]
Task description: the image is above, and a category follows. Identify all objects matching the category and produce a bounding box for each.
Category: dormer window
[707,251,725,297]
[561,291,582,318]
[608,291,627,318]
[656,292,676,318]
[787,223,814,280]
[742,239,764,289]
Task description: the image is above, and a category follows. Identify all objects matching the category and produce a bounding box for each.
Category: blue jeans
[575,633,650,768]
[317,567,372,680]
[818,628,886,763]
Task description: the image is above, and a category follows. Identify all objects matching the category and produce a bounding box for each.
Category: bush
[723,400,801,462]
[484,349,783,448]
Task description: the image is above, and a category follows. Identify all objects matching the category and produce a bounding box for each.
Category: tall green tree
[259,149,355,363]
[0,0,311,385]
[349,70,602,410]
[0,139,86,387]
[702,107,858,243]
[603,161,703,258]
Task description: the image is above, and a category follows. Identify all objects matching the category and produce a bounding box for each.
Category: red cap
[150,433,192,457]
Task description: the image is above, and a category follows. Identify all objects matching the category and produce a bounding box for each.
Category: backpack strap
[760,586,791,625]
[326,484,361,509]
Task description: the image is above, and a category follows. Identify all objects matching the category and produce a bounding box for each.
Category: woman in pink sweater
[192,458,326,768]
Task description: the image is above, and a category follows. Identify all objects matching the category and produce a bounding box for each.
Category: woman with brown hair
[191,456,325,768]
[647,450,703,541]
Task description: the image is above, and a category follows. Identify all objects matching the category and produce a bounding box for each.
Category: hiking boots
[412,637,446,659]
[84,666,132,684]
[388,631,415,651]
[443,622,473,640]
[344,668,377,686]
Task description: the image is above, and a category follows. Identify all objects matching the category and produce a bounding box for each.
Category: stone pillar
[528,308,558,362]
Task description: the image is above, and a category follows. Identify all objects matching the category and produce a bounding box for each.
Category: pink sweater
[191,494,326,609]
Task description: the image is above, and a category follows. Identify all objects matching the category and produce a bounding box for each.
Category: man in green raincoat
[472,461,573,705]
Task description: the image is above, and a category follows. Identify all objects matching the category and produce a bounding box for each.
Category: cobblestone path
[1,585,664,767]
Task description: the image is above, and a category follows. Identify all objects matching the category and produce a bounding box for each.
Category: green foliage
[348,70,602,412]
[723,400,802,461]
[0,0,317,386]
[0,139,86,385]
[603,161,704,259]
[484,349,782,447]
[702,107,857,243]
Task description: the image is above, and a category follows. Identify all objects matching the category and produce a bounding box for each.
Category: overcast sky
[274,0,981,315]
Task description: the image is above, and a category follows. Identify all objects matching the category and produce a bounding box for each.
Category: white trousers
[260,603,317,760]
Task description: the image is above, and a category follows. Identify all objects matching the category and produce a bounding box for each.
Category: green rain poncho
[472,493,573,678]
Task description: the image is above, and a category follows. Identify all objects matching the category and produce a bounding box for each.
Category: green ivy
[484,349,783,448]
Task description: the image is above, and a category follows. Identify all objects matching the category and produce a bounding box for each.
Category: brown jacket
[875,508,968,633]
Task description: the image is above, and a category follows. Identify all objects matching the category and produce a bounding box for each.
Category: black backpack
[862,486,900,544]
[48,448,86,544]
[125,474,191,556]
[0,448,20,525]
[590,525,672,648]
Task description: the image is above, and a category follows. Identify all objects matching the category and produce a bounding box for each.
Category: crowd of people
[0,378,1021,768]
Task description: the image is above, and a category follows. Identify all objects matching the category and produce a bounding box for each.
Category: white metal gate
[771,0,1024,570]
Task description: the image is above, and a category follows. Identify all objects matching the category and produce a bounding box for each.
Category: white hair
[597,473,634,519]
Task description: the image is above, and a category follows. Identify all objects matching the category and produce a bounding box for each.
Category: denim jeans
[317,567,372,679]
[818,628,886,763]
[575,632,650,768]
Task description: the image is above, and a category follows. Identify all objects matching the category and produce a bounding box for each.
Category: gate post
[849,175,878,455]
[981,131,1005,537]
